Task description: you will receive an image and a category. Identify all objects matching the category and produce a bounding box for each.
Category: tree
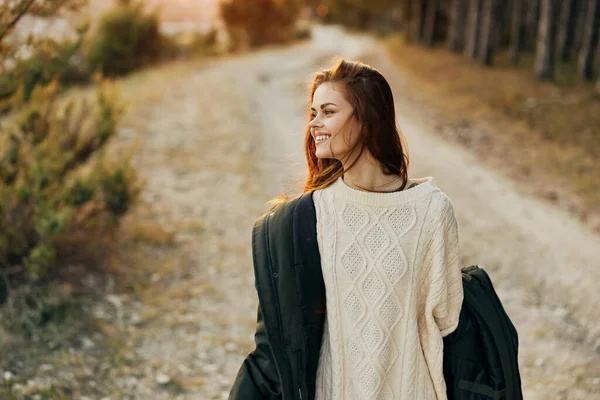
[534,0,559,80]
[578,0,600,79]
[448,0,468,52]
[556,0,578,61]
[0,0,89,40]
[499,0,514,47]
[423,0,440,46]
[509,0,526,64]
[411,0,426,43]
[478,0,501,65]
[0,0,90,108]
[524,0,540,50]
[464,0,483,58]
[344,0,398,30]
[573,0,589,53]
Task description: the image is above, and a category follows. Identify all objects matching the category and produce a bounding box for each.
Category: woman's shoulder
[415,178,455,220]
[425,190,457,233]
[431,187,454,208]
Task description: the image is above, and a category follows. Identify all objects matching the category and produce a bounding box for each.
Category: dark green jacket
[229,192,325,400]
[229,191,522,400]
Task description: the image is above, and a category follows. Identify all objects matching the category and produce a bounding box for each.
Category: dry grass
[382,34,600,232]
[128,220,177,245]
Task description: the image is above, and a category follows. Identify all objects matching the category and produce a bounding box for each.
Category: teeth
[316,135,330,142]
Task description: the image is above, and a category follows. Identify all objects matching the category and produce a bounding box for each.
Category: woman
[230,59,463,400]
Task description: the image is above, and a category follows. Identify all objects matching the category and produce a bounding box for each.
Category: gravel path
[120,26,600,399]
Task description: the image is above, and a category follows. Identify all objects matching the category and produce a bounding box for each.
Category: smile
[315,135,331,143]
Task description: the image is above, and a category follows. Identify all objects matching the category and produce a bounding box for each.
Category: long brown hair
[266,58,410,211]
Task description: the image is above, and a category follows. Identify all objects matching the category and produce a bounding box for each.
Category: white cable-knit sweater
[313,175,463,400]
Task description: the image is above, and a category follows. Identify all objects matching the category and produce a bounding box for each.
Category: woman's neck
[339,148,404,191]
[341,169,405,193]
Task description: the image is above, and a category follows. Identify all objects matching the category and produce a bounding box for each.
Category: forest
[319,0,600,85]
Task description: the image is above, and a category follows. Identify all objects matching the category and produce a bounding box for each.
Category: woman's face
[309,82,362,160]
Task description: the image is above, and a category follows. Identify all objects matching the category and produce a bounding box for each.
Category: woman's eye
[310,110,333,119]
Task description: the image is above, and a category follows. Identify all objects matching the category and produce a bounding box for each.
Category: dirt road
[120,26,600,399]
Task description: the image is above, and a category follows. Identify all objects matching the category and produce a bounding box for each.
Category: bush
[0,40,91,114]
[86,1,165,77]
[2,282,78,340]
[0,80,143,285]
[220,0,303,50]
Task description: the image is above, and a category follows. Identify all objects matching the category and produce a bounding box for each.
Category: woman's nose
[308,117,322,128]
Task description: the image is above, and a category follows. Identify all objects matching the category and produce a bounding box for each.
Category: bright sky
[89,0,219,22]
[6,0,220,43]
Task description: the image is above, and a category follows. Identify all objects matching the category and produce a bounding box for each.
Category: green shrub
[0,40,91,114]
[0,81,143,285]
[2,282,76,339]
[102,168,132,216]
[86,1,165,76]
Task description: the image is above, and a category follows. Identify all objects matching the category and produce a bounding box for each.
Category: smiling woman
[230,59,463,400]
[303,58,411,194]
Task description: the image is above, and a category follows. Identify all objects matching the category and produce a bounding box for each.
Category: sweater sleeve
[429,200,463,337]
[420,198,464,400]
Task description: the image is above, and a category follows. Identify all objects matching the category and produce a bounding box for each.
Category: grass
[0,191,186,398]
[0,284,135,399]
[382,34,600,232]
[128,219,177,245]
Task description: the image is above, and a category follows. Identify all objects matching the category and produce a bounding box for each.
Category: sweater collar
[331,174,438,207]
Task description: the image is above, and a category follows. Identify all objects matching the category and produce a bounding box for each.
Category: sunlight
[89,0,219,22]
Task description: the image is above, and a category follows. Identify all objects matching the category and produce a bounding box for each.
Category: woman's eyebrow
[310,102,338,111]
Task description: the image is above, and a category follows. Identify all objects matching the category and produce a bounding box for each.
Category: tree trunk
[478,0,500,65]
[556,0,577,61]
[535,0,559,80]
[596,21,600,94]
[465,0,483,58]
[357,8,371,30]
[578,0,600,79]
[448,0,468,52]
[510,0,526,63]
[411,0,426,43]
[525,0,541,50]
[401,0,412,30]
[423,0,440,46]
[574,0,589,52]
[498,0,513,47]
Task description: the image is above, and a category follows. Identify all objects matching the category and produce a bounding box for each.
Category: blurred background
[1,0,599,399]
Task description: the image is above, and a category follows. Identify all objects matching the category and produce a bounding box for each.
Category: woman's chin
[315,147,342,160]
[315,145,333,159]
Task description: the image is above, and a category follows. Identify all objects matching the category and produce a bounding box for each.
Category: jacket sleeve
[229,302,282,400]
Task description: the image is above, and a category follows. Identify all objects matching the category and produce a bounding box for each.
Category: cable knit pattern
[313,175,463,400]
